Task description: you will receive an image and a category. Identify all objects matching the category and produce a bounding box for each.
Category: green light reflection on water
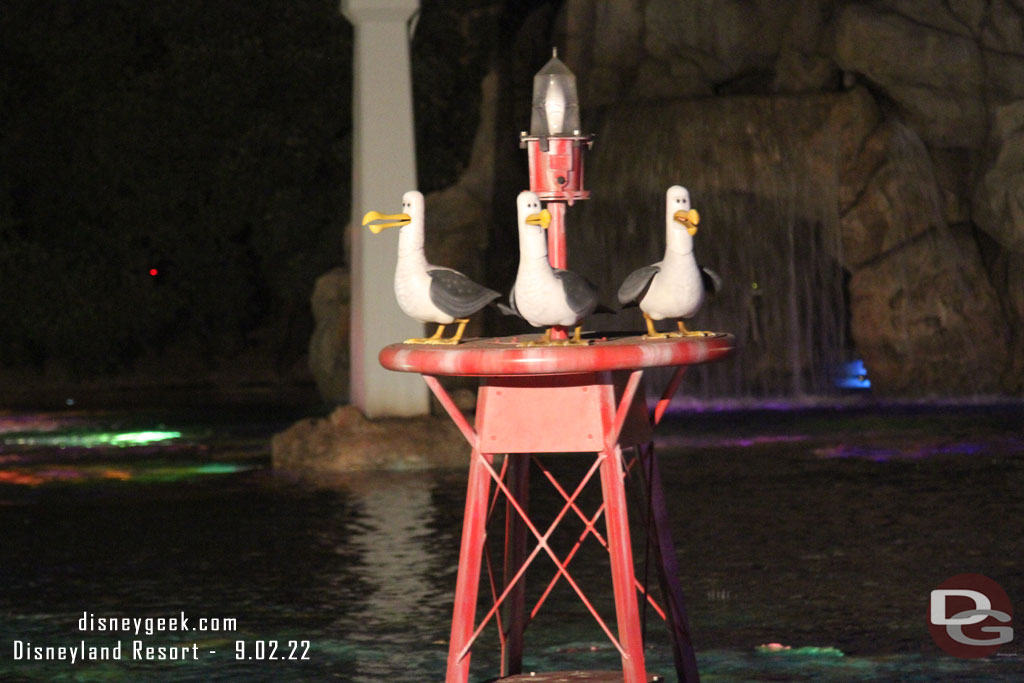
[132,463,253,482]
[4,430,184,448]
[755,645,845,657]
[108,431,184,445]
[0,461,254,486]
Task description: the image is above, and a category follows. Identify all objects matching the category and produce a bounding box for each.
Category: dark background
[5,1,1021,404]
[0,0,542,393]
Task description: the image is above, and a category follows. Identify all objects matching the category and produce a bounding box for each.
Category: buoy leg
[640,443,701,682]
[600,443,648,683]
[446,448,493,682]
[502,453,530,677]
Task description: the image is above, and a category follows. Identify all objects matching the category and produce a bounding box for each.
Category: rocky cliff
[567,0,1021,395]
[306,0,1024,399]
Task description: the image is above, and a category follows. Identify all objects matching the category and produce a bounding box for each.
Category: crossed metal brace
[530,451,668,623]
[422,366,690,667]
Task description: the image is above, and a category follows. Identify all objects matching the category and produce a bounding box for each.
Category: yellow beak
[362,211,411,234]
[526,209,552,230]
[673,208,700,236]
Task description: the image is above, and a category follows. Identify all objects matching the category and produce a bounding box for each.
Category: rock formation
[309,0,1024,413]
[272,405,468,472]
[561,0,1022,396]
[308,267,350,405]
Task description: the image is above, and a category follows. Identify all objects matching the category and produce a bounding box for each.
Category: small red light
[149,268,159,277]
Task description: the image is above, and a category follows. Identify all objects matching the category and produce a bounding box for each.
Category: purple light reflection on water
[816,437,1024,462]
[657,433,812,449]
[0,413,89,434]
[651,398,1024,464]
[816,445,903,462]
[660,395,1024,416]
[657,434,1023,462]
[934,442,987,456]
[0,404,1022,681]
[35,468,85,481]
[658,398,825,414]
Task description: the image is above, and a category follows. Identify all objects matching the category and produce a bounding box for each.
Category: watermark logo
[929,574,1013,658]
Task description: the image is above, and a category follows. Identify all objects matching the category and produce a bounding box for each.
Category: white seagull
[362,190,499,344]
[617,185,720,338]
[504,190,602,345]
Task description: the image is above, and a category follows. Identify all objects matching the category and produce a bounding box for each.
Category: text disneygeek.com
[10,612,311,663]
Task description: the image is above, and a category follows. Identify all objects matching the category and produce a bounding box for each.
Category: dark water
[1,402,1023,681]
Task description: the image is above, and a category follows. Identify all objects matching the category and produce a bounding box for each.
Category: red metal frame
[530,454,667,624]
[522,136,592,206]
[379,119,728,675]
[522,133,590,343]
[388,342,731,683]
[380,333,732,377]
[545,202,570,342]
[366,49,727,680]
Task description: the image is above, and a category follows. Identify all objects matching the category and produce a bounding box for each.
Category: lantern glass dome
[530,53,580,137]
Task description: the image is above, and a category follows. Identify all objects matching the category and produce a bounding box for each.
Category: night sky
[0,0,526,391]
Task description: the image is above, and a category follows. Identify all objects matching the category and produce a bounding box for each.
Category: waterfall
[571,94,847,400]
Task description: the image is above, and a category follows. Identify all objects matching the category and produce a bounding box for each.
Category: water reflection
[1,404,1023,681]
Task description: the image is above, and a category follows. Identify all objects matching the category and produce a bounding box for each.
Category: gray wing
[700,266,722,295]
[427,268,501,318]
[617,264,660,305]
[497,286,521,318]
[552,268,599,318]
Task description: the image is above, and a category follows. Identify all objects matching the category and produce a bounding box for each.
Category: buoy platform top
[488,672,665,682]
[379,332,733,377]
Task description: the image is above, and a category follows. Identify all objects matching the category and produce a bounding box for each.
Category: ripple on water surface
[1,403,1023,681]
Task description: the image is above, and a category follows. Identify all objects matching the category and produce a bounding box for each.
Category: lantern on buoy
[519,47,594,305]
[520,49,593,208]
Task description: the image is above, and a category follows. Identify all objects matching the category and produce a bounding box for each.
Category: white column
[342,0,429,417]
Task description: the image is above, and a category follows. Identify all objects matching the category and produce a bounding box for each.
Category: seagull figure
[505,190,602,345]
[362,190,500,344]
[617,185,720,338]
